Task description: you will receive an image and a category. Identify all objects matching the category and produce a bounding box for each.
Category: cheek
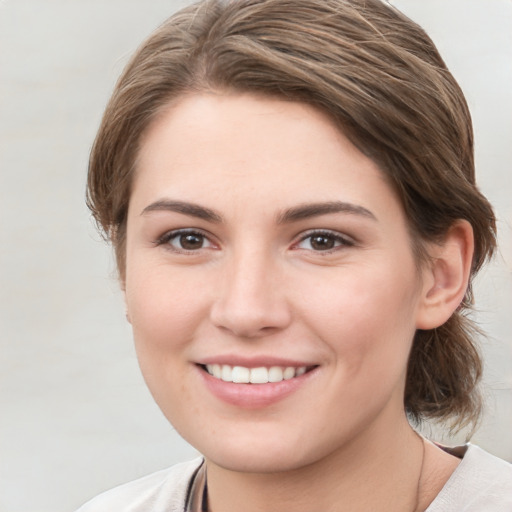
[125,264,210,362]
[300,262,420,375]
[125,266,209,422]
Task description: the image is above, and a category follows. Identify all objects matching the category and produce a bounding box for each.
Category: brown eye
[179,233,205,250]
[159,230,214,251]
[310,234,335,250]
[295,231,353,252]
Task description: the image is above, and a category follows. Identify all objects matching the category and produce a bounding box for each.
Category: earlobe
[415,220,474,330]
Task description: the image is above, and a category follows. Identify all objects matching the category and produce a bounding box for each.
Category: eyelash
[156,228,354,255]
[293,230,354,253]
[155,229,216,253]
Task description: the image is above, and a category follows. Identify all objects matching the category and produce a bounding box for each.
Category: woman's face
[124,93,430,472]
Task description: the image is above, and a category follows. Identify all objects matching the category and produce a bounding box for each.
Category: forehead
[132,92,403,224]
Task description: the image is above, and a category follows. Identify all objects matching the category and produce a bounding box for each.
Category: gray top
[76,445,512,512]
[426,444,512,511]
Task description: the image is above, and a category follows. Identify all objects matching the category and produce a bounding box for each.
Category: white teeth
[212,364,222,379]
[232,366,250,383]
[250,367,269,384]
[205,364,309,383]
[221,365,232,382]
[283,367,295,380]
[268,366,283,382]
[296,366,306,376]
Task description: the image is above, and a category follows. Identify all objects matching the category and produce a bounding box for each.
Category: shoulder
[427,444,512,512]
[75,457,204,512]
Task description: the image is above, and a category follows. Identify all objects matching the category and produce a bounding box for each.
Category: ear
[415,220,474,330]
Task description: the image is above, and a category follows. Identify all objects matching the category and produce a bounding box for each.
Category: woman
[78,0,512,510]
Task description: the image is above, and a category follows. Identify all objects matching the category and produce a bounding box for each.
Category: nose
[209,249,292,338]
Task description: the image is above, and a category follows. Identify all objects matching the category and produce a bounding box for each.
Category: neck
[205,414,425,512]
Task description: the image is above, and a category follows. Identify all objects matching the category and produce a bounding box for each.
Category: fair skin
[124,93,472,511]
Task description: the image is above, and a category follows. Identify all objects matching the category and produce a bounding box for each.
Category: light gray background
[0,1,510,511]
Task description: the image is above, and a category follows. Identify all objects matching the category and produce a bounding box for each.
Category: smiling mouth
[201,364,315,384]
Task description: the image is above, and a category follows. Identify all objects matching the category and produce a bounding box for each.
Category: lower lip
[197,366,317,409]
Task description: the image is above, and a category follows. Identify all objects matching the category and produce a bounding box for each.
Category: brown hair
[87,0,496,431]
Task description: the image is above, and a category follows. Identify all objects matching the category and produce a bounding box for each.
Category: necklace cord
[412,437,426,512]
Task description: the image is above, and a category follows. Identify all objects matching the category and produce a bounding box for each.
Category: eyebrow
[141,199,376,224]
[141,199,223,223]
[276,201,377,224]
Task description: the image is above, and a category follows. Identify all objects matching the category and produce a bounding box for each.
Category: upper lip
[196,355,317,368]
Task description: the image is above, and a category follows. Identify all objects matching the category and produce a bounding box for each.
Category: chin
[205,445,314,474]
[183,423,340,474]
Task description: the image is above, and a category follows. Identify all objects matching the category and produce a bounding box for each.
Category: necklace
[188,436,428,512]
[412,436,426,512]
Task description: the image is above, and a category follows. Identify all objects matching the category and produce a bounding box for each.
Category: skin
[124,93,471,511]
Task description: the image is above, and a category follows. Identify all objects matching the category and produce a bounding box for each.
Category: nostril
[210,300,292,338]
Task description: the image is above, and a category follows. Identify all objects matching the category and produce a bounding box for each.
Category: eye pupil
[180,233,203,250]
[311,235,335,250]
